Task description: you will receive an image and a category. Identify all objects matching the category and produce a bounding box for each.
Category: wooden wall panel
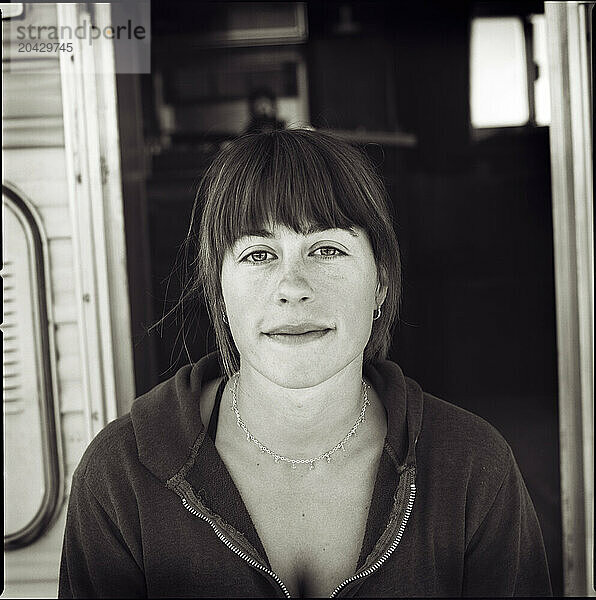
[3,148,67,182]
[60,412,89,485]
[3,73,63,118]
[48,239,77,323]
[12,180,69,207]
[37,205,72,238]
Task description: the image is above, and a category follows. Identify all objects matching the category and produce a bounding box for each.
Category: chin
[260,350,363,389]
[238,333,368,388]
[259,358,339,389]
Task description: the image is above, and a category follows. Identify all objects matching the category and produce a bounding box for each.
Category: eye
[242,250,276,263]
[311,246,346,258]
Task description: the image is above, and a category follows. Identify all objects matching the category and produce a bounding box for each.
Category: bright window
[470,17,529,128]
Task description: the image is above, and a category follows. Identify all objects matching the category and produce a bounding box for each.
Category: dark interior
[116,1,562,593]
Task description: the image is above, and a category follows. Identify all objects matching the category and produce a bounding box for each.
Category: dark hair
[178,128,401,378]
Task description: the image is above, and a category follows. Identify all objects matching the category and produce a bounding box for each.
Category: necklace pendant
[291,462,297,470]
[341,443,345,451]
[326,455,331,463]
[274,456,280,463]
[309,461,315,470]
[246,432,250,441]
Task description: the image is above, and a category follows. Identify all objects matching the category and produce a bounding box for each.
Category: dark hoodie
[59,354,552,597]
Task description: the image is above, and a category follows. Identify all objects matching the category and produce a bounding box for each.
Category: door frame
[545,2,594,595]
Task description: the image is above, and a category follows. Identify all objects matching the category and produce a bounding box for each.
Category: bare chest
[203,376,387,596]
[221,456,379,597]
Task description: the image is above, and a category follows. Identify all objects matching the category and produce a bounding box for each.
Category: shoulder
[71,413,140,494]
[412,389,528,544]
[415,388,515,491]
[63,412,151,531]
[71,358,223,496]
[72,365,190,487]
[420,391,511,454]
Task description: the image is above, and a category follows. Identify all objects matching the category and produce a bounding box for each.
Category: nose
[275,261,314,305]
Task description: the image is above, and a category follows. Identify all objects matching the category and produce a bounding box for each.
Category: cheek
[320,268,377,318]
[221,263,244,316]
[220,262,266,336]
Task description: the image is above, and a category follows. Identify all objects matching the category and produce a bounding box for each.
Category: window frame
[3,184,63,550]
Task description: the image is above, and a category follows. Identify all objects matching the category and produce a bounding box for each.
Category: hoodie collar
[132,352,423,484]
[132,353,424,573]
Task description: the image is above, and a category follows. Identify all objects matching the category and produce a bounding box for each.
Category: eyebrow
[240,225,359,238]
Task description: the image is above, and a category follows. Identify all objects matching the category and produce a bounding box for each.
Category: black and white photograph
[1,1,593,597]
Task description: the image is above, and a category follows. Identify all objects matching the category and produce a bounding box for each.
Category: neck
[229,358,368,460]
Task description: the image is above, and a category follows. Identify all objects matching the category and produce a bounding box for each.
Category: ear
[375,274,388,307]
[376,283,388,307]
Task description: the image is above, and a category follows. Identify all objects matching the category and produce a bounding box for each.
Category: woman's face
[220,224,386,388]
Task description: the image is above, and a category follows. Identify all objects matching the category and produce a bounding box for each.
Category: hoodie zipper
[181,496,292,598]
[330,480,416,597]
[180,475,416,599]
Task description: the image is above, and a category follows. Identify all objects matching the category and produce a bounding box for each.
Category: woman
[59,129,552,598]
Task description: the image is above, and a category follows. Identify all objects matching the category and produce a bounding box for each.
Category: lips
[264,325,333,345]
[265,323,332,335]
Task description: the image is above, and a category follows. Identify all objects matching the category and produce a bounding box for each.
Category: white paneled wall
[3,3,134,597]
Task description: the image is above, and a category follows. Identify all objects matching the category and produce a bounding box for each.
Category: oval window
[3,186,62,549]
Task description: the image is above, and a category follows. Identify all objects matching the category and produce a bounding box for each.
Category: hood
[131,352,424,483]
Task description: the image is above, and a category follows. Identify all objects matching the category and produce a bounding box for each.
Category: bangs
[204,131,382,252]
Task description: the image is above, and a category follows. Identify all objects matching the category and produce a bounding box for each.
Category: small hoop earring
[373,306,382,321]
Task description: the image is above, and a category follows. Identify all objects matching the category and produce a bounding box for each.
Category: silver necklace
[230,373,370,470]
